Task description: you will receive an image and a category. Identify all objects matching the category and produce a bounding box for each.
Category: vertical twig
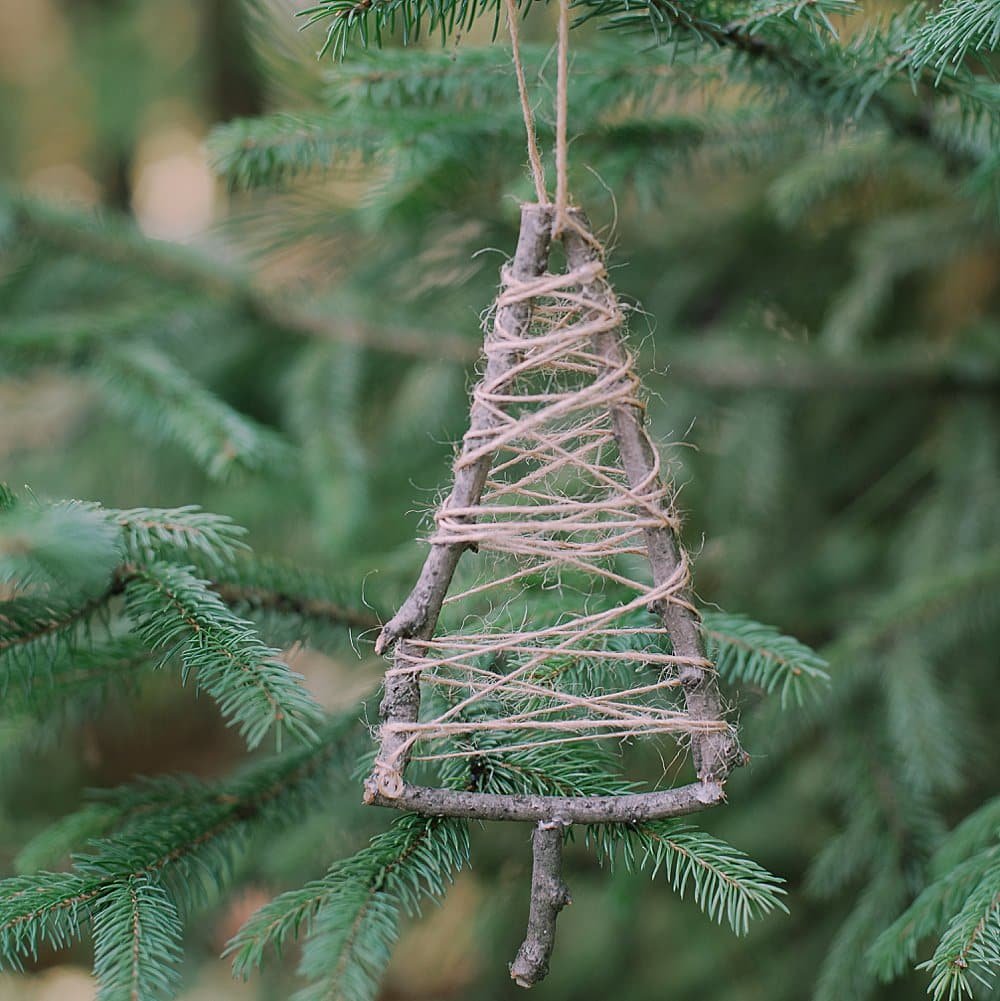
[366,203,554,799]
[510,821,572,988]
[562,213,740,782]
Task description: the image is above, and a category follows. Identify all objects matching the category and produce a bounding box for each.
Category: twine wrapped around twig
[373,252,729,779]
[367,204,740,803]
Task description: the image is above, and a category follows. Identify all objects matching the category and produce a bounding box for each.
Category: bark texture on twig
[366,777,724,822]
[510,821,572,988]
[562,212,739,782]
[365,204,554,800]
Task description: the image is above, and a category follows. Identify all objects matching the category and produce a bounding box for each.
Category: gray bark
[365,778,724,823]
[510,822,572,988]
[365,204,554,800]
[562,213,740,783]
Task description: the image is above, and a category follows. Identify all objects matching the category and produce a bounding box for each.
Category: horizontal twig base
[363,778,725,823]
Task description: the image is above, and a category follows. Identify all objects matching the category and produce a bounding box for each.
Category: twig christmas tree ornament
[364,0,744,985]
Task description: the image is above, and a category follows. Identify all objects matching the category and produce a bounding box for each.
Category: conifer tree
[1,0,999,998]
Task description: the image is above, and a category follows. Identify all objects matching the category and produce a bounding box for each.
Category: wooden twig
[363,777,724,822]
[563,211,740,782]
[510,821,572,988]
[365,203,555,799]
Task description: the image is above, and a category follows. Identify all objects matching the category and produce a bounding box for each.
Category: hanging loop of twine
[504,0,548,204]
[553,0,570,232]
[504,0,572,233]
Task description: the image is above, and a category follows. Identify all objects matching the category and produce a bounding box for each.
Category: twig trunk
[510,822,572,988]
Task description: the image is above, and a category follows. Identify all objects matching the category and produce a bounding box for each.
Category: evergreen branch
[589,820,787,934]
[1,635,152,722]
[294,883,397,1001]
[124,562,325,748]
[0,825,239,973]
[299,0,499,61]
[209,109,502,190]
[4,192,472,363]
[0,711,365,975]
[318,44,708,114]
[227,813,469,1001]
[15,806,122,876]
[297,0,854,65]
[0,307,148,369]
[214,583,379,630]
[920,856,1000,1000]
[296,0,992,162]
[0,492,249,582]
[932,797,1000,878]
[92,878,183,1001]
[661,338,1000,394]
[3,190,266,310]
[211,556,384,635]
[0,501,123,594]
[99,344,295,480]
[0,585,124,659]
[69,711,362,868]
[805,800,883,898]
[883,643,965,793]
[0,496,362,727]
[815,865,909,1001]
[821,209,992,351]
[226,873,338,978]
[0,871,102,966]
[0,829,234,973]
[209,100,799,195]
[908,0,1000,76]
[594,0,998,148]
[870,846,1000,982]
[436,737,638,799]
[871,798,1000,986]
[702,610,830,708]
[834,549,1000,659]
[9,192,999,386]
[293,817,469,1001]
[110,505,249,568]
[0,502,260,715]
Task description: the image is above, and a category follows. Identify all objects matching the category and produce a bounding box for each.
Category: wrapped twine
[370,232,731,790]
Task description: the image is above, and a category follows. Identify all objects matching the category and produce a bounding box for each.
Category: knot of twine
[376,241,724,776]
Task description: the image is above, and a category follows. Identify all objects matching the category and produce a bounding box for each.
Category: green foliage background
[0,0,998,998]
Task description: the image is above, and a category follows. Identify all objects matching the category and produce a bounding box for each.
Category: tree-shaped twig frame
[366,203,744,986]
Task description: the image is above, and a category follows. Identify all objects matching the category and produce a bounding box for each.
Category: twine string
[554,0,570,231]
[505,0,548,204]
[504,0,573,227]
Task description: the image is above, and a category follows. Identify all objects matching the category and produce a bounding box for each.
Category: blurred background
[1,0,999,998]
